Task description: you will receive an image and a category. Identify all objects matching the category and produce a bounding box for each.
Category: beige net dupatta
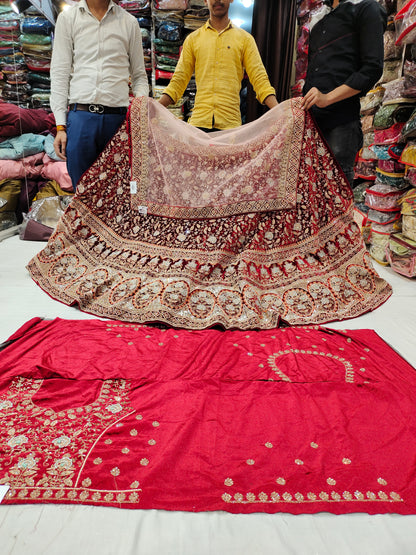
[129,97,305,219]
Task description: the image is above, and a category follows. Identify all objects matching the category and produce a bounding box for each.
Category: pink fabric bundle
[0,154,72,192]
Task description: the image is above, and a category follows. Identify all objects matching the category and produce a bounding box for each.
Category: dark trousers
[320,119,363,186]
[66,109,126,190]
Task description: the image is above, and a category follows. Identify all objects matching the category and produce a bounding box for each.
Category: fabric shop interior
[1,1,416,554]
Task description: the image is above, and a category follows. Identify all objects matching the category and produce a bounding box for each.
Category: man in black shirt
[301,0,387,185]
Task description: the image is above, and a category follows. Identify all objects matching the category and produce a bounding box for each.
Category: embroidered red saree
[27,97,392,329]
[1,318,416,515]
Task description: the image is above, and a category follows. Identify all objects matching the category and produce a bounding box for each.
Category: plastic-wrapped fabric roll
[20,17,53,36]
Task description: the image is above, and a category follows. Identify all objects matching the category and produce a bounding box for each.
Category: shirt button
[322,30,326,34]
[315,67,319,72]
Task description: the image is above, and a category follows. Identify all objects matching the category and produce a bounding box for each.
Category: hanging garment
[27,97,392,329]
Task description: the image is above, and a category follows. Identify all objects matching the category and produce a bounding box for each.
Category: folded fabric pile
[353,0,416,268]
[184,1,208,31]
[0,100,73,231]
[0,1,28,105]
[137,14,152,73]
[153,4,185,79]
[19,14,53,109]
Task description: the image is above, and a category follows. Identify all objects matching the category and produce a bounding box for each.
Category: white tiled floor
[0,234,415,555]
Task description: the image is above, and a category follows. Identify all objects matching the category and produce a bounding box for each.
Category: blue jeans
[66,109,126,190]
[321,120,363,186]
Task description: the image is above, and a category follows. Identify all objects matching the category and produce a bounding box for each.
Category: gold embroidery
[0,377,146,506]
[268,349,355,383]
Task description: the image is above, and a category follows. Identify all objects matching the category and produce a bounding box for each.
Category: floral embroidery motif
[0,377,143,505]
[27,96,392,330]
[130,97,300,219]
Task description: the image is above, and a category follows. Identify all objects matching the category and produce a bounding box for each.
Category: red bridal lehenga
[27,97,392,329]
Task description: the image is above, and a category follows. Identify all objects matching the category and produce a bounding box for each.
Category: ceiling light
[231,18,244,28]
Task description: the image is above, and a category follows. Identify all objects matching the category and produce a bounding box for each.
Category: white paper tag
[130,181,137,194]
[0,485,10,503]
[138,205,148,215]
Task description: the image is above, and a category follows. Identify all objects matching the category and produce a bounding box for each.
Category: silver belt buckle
[89,103,104,114]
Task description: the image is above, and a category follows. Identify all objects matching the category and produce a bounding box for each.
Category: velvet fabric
[27,96,392,329]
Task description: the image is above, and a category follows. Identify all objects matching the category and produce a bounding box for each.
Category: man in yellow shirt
[159,0,277,130]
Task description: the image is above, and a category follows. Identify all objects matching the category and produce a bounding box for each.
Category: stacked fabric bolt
[119,1,152,80]
[152,1,191,119]
[19,14,53,110]
[363,94,412,265]
[368,0,416,267]
[353,0,416,267]
[0,2,29,105]
[386,188,416,277]
[153,6,185,78]
[137,15,152,73]
[184,5,208,31]
[0,99,74,232]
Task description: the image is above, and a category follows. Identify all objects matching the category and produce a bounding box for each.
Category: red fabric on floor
[1,318,415,514]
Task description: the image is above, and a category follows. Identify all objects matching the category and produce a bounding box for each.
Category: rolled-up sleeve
[344,2,386,93]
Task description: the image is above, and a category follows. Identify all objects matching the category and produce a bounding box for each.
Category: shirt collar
[205,19,233,33]
[78,0,115,15]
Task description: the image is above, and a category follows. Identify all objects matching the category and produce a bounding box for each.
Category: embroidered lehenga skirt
[27,97,392,329]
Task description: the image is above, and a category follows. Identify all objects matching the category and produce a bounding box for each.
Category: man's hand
[54,130,67,161]
[264,94,278,109]
[158,93,173,108]
[301,84,361,111]
[301,87,330,111]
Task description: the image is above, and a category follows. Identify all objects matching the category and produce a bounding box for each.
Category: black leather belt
[69,103,127,115]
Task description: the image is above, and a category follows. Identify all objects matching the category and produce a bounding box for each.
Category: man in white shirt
[50,0,149,190]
